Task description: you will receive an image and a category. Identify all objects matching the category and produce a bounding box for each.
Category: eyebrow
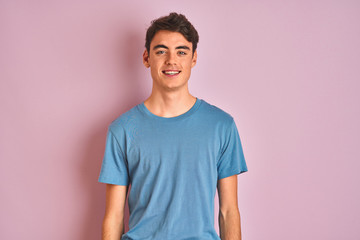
[153,44,190,51]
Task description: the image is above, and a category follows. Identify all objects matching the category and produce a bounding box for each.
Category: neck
[144,89,196,118]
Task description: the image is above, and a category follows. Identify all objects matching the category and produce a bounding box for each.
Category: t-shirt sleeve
[217,118,248,180]
[98,126,130,186]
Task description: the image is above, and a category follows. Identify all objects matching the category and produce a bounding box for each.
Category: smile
[162,70,181,76]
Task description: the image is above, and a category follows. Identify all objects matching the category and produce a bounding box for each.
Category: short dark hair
[145,12,199,55]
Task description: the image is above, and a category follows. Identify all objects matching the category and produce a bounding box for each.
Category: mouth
[162,70,181,77]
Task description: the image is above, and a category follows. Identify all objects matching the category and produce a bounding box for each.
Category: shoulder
[108,103,143,133]
[199,99,234,126]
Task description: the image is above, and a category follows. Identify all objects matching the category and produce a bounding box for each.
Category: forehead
[150,30,192,50]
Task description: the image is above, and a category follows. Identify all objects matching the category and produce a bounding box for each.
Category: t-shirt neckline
[138,97,202,122]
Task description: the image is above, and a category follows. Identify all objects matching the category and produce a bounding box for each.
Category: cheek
[150,68,158,77]
[184,61,193,71]
[149,62,159,72]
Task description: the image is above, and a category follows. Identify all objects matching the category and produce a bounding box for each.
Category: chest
[125,122,221,174]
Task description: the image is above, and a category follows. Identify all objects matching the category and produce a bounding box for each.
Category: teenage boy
[98,12,248,240]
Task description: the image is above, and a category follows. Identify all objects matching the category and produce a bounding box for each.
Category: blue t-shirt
[98,97,248,240]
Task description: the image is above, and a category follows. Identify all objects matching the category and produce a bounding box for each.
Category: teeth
[164,71,180,75]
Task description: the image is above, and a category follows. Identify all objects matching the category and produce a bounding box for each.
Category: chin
[164,82,188,90]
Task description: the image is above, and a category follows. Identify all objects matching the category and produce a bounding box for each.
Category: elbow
[219,207,240,220]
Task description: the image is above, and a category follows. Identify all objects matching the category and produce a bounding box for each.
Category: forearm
[218,209,242,240]
[102,216,124,240]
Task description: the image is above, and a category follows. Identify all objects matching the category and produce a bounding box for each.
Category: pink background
[1,1,359,239]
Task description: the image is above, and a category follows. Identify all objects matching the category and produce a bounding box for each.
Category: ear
[191,50,197,68]
[143,49,150,68]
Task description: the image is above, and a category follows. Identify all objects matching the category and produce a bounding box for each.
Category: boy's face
[143,30,197,92]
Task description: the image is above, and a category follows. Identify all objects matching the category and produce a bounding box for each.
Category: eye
[178,51,186,55]
[156,50,165,55]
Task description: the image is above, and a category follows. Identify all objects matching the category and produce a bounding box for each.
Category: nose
[165,51,177,65]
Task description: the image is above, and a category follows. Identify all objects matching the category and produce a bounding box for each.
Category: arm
[217,175,242,240]
[102,184,129,240]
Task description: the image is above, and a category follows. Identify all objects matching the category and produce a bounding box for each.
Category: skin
[102,30,242,240]
[102,184,128,240]
[218,175,243,239]
[142,30,198,117]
